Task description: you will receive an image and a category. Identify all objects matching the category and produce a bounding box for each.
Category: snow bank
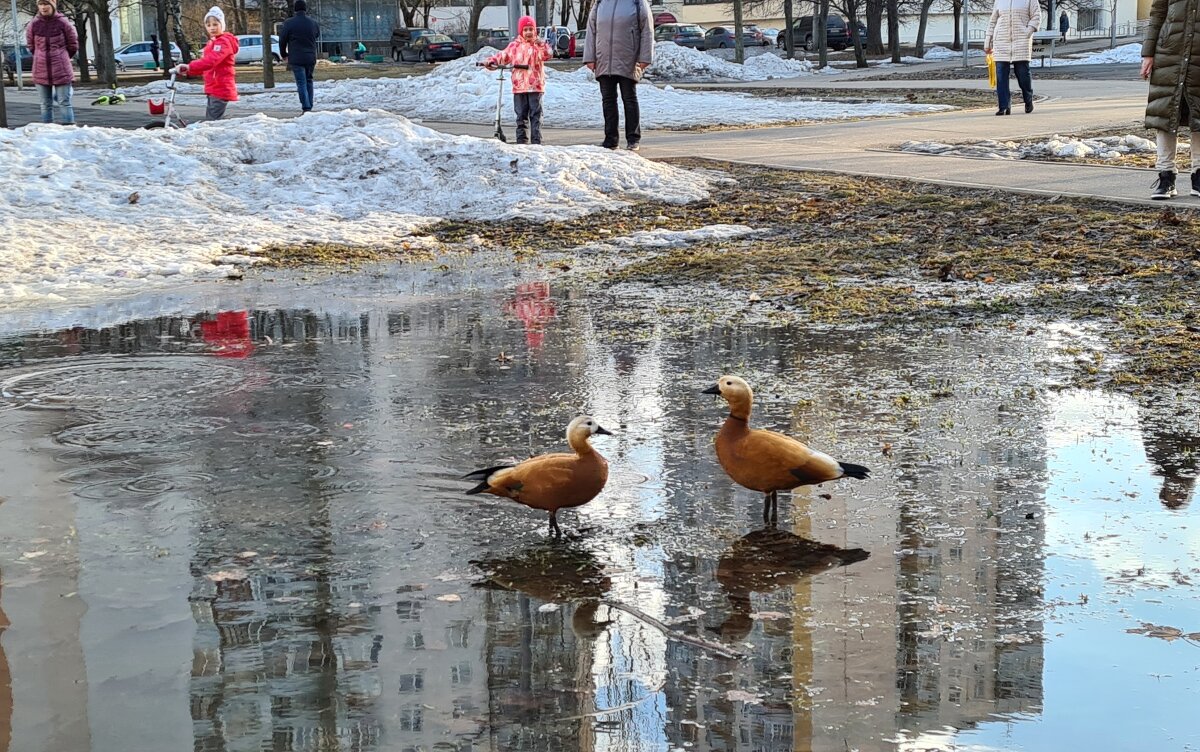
[0,110,714,309]
[1066,42,1143,65]
[900,133,1156,160]
[923,45,984,60]
[650,43,832,81]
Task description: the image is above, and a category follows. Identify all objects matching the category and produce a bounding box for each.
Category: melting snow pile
[923,45,985,60]
[0,110,714,308]
[647,42,833,81]
[1064,42,1143,65]
[900,133,1156,160]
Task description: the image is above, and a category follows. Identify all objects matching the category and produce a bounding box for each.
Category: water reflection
[0,286,1196,751]
[1,568,11,752]
[1137,397,1199,510]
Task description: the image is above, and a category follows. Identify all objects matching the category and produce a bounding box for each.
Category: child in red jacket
[484,16,553,145]
[177,6,239,120]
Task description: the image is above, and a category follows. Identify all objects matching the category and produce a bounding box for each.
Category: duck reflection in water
[715,527,869,641]
[473,543,613,638]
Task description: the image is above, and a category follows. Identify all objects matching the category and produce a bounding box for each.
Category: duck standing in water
[464,415,612,537]
[703,375,870,522]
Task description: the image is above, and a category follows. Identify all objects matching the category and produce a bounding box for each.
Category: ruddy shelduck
[463,416,613,537]
[703,375,870,522]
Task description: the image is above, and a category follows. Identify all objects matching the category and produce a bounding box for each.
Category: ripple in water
[71,471,218,501]
[55,417,231,453]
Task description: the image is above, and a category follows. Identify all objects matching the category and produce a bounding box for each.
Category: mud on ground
[260,160,1200,390]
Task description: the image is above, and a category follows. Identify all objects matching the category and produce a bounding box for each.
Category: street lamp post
[11,0,23,89]
[962,0,969,68]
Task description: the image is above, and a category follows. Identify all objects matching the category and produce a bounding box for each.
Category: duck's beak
[595,425,614,436]
[701,384,721,395]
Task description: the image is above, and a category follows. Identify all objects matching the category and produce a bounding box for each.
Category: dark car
[743,23,769,46]
[703,26,759,49]
[477,28,510,49]
[2,45,33,74]
[775,15,854,51]
[654,23,706,50]
[390,27,434,61]
[448,32,470,46]
[399,33,464,62]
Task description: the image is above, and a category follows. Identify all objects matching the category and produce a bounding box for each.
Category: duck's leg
[769,491,779,524]
[549,510,561,539]
[762,493,772,523]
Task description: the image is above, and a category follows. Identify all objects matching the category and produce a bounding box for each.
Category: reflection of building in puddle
[1137,397,1199,510]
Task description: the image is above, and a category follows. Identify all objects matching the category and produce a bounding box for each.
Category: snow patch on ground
[1063,42,1143,65]
[923,45,985,60]
[899,133,1156,160]
[125,50,947,128]
[648,42,825,81]
[0,110,714,310]
[589,224,760,249]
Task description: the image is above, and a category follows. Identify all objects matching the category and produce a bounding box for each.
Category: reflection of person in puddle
[714,527,869,641]
[503,282,556,349]
[194,310,255,359]
[1139,412,1199,510]
[473,543,612,638]
[1,567,12,752]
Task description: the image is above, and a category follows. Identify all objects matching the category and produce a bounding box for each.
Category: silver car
[234,34,281,64]
[113,40,183,71]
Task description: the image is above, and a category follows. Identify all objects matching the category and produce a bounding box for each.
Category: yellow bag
[987,53,997,89]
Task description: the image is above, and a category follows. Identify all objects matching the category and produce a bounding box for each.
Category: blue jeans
[37,83,75,124]
[995,61,1033,112]
[292,63,315,111]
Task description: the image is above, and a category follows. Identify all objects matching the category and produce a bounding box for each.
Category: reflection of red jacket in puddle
[504,282,556,349]
[199,310,254,358]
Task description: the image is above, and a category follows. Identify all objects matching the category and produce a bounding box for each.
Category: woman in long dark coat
[1142,0,1200,199]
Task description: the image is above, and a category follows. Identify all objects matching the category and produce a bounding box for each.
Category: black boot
[1151,170,1177,200]
[1025,99,1034,113]
[1192,170,1200,197]
[996,107,1011,116]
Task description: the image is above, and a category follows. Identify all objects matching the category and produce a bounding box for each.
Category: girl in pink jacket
[26,0,78,124]
[484,16,553,145]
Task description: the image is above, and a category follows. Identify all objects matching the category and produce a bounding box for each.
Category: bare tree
[913,0,936,56]
[260,0,274,87]
[817,0,828,67]
[950,0,961,49]
[865,0,883,53]
[156,0,174,75]
[466,0,489,52]
[886,0,898,61]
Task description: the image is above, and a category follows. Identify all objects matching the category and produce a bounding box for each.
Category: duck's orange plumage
[464,415,612,537]
[703,375,869,521]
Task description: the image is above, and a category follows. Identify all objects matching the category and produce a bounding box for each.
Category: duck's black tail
[839,462,870,480]
[462,464,513,494]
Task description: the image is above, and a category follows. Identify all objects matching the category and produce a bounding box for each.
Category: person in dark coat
[150,33,160,69]
[1058,11,1069,41]
[279,0,321,111]
[26,0,78,124]
[1142,0,1200,199]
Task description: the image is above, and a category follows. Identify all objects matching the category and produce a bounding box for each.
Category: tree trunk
[817,0,828,68]
[865,0,883,54]
[73,14,91,83]
[783,0,794,58]
[261,0,275,88]
[951,0,962,50]
[847,2,867,67]
[94,2,117,86]
[559,0,570,26]
[886,0,899,63]
[156,0,174,76]
[732,0,744,63]
[577,0,593,28]
[167,0,192,63]
[0,65,7,126]
[468,0,487,53]
[87,11,108,83]
[914,0,935,57]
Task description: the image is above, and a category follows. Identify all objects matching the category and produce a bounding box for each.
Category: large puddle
[0,272,1197,752]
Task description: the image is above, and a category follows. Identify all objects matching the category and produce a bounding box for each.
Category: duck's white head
[567,415,613,446]
[702,375,754,419]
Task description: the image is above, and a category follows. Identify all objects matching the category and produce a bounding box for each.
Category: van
[775,15,854,51]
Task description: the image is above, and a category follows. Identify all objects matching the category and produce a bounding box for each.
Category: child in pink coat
[484,16,553,145]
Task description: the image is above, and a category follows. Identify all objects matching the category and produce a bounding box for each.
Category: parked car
[234,35,281,64]
[448,32,470,46]
[390,27,434,61]
[652,11,678,27]
[539,25,573,58]
[2,45,33,74]
[654,23,705,50]
[743,23,769,46]
[398,33,464,62]
[112,40,183,71]
[571,29,586,57]
[477,28,510,49]
[775,15,854,51]
[703,26,759,48]
[760,27,780,45]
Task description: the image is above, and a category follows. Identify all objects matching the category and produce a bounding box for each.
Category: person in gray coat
[584,0,654,151]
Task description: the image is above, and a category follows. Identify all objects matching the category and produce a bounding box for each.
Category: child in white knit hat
[176,6,240,120]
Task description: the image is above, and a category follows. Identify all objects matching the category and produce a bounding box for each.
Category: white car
[234,35,281,64]
[113,40,182,71]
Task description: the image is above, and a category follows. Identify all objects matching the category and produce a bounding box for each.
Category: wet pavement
[0,265,1198,752]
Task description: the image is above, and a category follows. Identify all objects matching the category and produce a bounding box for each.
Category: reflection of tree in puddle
[475,544,612,750]
[715,527,869,642]
[1138,399,1199,510]
[1,567,11,752]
